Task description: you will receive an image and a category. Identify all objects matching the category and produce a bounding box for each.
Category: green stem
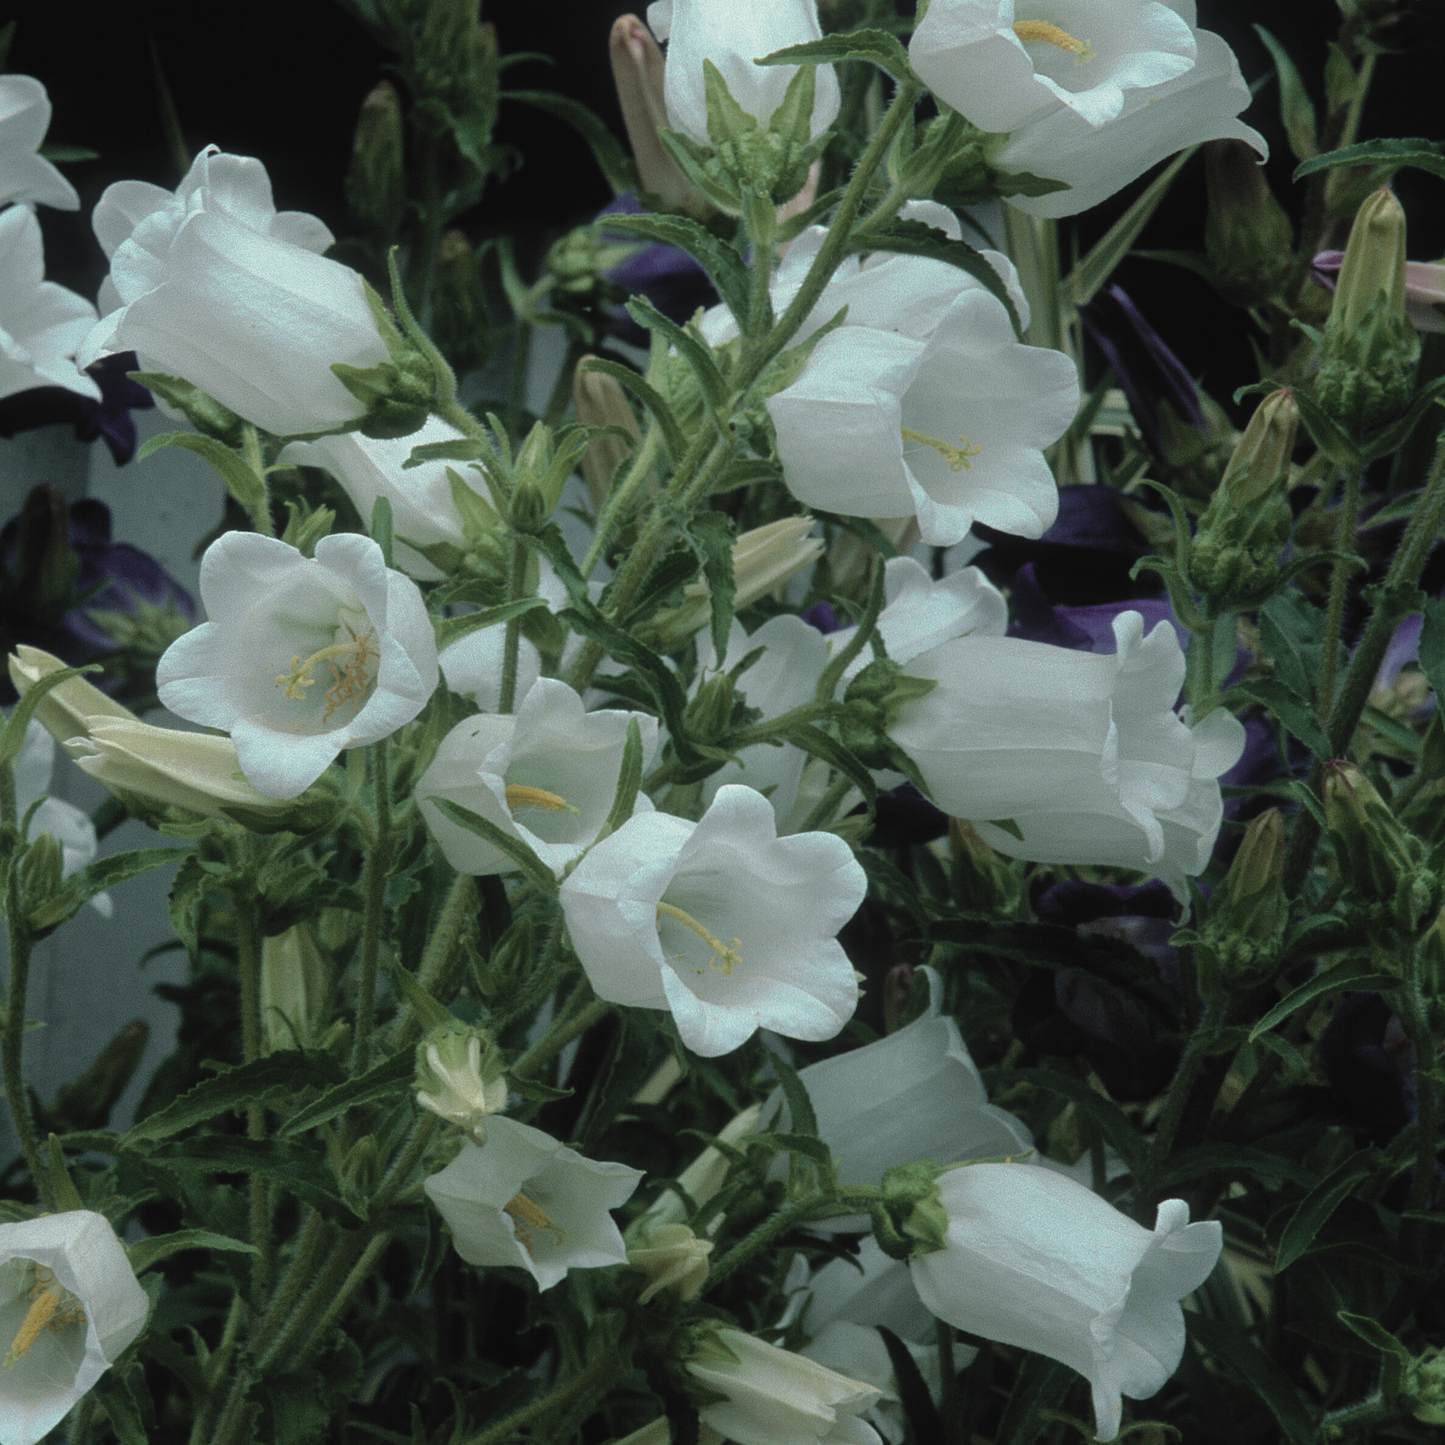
[239,424,274,537]
[188,1297,245,1445]
[247,1210,332,1361]
[352,739,393,1077]
[255,1232,367,1375]
[707,1194,837,1289]
[2,879,53,1210]
[374,1113,441,1213]
[581,423,664,579]
[1321,1389,1395,1441]
[389,874,477,1053]
[233,889,270,1304]
[1149,1000,1227,1168]
[1319,463,1363,717]
[512,994,613,1081]
[292,1233,391,1368]
[799,774,856,835]
[498,538,529,715]
[462,1349,624,1445]
[1400,942,1439,1223]
[66,1388,97,1445]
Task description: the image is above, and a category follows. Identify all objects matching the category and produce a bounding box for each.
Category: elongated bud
[432,230,492,376]
[627,1221,713,1304]
[261,926,328,1054]
[1314,189,1420,435]
[6,485,78,622]
[414,1021,508,1139]
[683,672,737,745]
[610,14,708,216]
[345,81,405,244]
[17,831,65,917]
[41,1020,149,1134]
[1203,140,1294,308]
[1197,810,1288,997]
[1187,389,1297,610]
[574,359,644,513]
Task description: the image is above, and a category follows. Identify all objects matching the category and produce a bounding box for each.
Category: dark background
[7,0,1443,414]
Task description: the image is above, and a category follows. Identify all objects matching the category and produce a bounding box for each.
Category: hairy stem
[1318,463,1363,716]
[2,878,53,1211]
[352,738,393,1076]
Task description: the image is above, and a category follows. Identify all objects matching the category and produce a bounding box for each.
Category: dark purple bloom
[1007,562,1186,653]
[864,783,949,849]
[802,600,841,634]
[1077,284,1206,461]
[0,353,154,465]
[598,194,718,348]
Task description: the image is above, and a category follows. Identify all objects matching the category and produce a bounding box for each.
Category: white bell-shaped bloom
[423,1118,643,1292]
[768,285,1077,546]
[888,612,1246,898]
[0,207,100,403]
[0,1211,148,1445]
[0,77,80,212]
[909,1163,1222,1442]
[156,531,438,800]
[910,0,1197,133]
[417,677,659,878]
[646,0,840,147]
[997,27,1266,218]
[79,147,388,436]
[689,1328,883,1445]
[768,968,1032,1227]
[279,417,471,581]
[560,784,865,1057]
[694,613,828,822]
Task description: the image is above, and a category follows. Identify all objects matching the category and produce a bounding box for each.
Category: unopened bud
[346,81,405,244]
[17,831,65,918]
[7,485,78,622]
[432,230,492,376]
[261,926,328,1054]
[636,1103,762,1232]
[339,1134,382,1216]
[627,1222,713,1304]
[1198,810,1289,995]
[874,1159,949,1260]
[1203,140,1294,308]
[42,1020,149,1134]
[949,817,1018,915]
[574,360,644,514]
[1411,1346,1445,1426]
[684,672,737,745]
[415,1021,508,1138]
[1314,189,1420,435]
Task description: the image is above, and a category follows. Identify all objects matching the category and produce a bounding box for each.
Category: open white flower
[0,207,100,404]
[996,25,1266,218]
[560,784,865,1057]
[279,417,471,581]
[0,76,79,212]
[156,531,438,800]
[417,677,659,878]
[909,0,1197,133]
[768,285,1077,546]
[887,612,1246,898]
[689,1328,883,1445]
[79,147,390,436]
[0,1211,148,1445]
[646,0,840,147]
[909,1164,1221,1442]
[423,1118,642,1291]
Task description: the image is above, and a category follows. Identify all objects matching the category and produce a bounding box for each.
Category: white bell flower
[279,417,470,581]
[767,285,1078,546]
[156,531,438,800]
[694,612,828,823]
[887,612,1246,899]
[908,1163,1222,1442]
[422,1118,643,1292]
[0,207,100,404]
[801,1323,939,1445]
[769,967,1033,1227]
[997,26,1267,218]
[559,784,866,1057]
[0,1210,149,1445]
[416,677,659,878]
[909,0,1198,134]
[78,147,390,436]
[0,76,80,212]
[689,1327,884,1445]
[646,0,840,147]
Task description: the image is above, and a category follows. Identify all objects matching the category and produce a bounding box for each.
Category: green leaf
[876,1327,944,1445]
[137,430,268,516]
[122,1050,345,1146]
[47,1135,84,1211]
[1275,1150,1379,1270]
[687,510,736,665]
[764,1045,819,1138]
[994,1355,1077,1445]
[0,663,101,768]
[28,846,195,937]
[1185,1315,1318,1445]
[127,1228,257,1275]
[986,1067,1146,1176]
[624,295,729,410]
[1250,956,1399,1040]
[435,596,548,650]
[94,1374,151,1445]
[38,143,100,163]
[403,436,491,469]
[370,496,394,568]
[1291,387,1364,468]
[600,210,751,324]
[758,29,917,84]
[1293,136,1445,183]
[856,218,1022,337]
[577,356,686,464]
[599,718,645,843]
[278,1051,412,1138]
[1253,26,1317,163]
[148,1136,362,1225]
[425,797,557,892]
[1231,678,1332,758]
[500,90,639,195]
[1259,590,1329,703]
[1419,596,1445,702]
[1336,1312,1411,1401]
[778,723,877,807]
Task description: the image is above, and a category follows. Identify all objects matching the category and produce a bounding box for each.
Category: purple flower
[598,193,717,348]
[0,353,153,465]
[1007,562,1185,653]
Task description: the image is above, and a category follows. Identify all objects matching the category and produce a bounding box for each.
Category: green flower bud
[1198,809,1289,995]
[38,1021,149,1135]
[949,818,1019,915]
[873,1159,950,1260]
[1410,1346,1445,1426]
[683,672,738,747]
[414,1021,508,1138]
[1187,389,1298,610]
[431,230,493,377]
[260,926,328,1055]
[627,1222,713,1306]
[345,80,405,245]
[1313,189,1421,435]
[17,831,65,918]
[338,1134,382,1218]
[1203,140,1294,308]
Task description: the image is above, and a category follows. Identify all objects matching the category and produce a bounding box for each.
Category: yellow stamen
[504,784,580,817]
[273,620,379,723]
[4,1290,59,1366]
[504,1191,565,1256]
[656,902,743,975]
[901,427,984,472]
[1012,19,1095,61]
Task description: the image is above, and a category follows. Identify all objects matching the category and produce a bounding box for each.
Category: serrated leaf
[601,210,749,322]
[758,29,917,85]
[577,356,686,463]
[1419,596,1445,703]
[1250,956,1398,1040]
[147,1136,361,1225]
[1253,25,1317,163]
[1275,1150,1379,1270]
[425,797,557,891]
[778,723,877,807]
[28,846,195,936]
[127,1228,257,1275]
[370,496,393,568]
[1232,678,1332,758]
[94,1374,150,1445]
[278,1051,412,1138]
[1291,387,1364,468]
[624,295,728,410]
[435,596,548,650]
[0,662,102,767]
[501,89,639,194]
[687,510,736,664]
[136,430,267,514]
[1293,136,1445,183]
[1186,1315,1317,1445]
[1259,590,1329,703]
[764,1045,819,1138]
[600,718,645,843]
[1336,1312,1410,1401]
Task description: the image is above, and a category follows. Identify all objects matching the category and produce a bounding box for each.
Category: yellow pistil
[273,619,379,723]
[656,902,743,975]
[1012,19,1095,61]
[3,1268,83,1368]
[504,1190,564,1257]
[504,783,580,817]
[901,427,984,472]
